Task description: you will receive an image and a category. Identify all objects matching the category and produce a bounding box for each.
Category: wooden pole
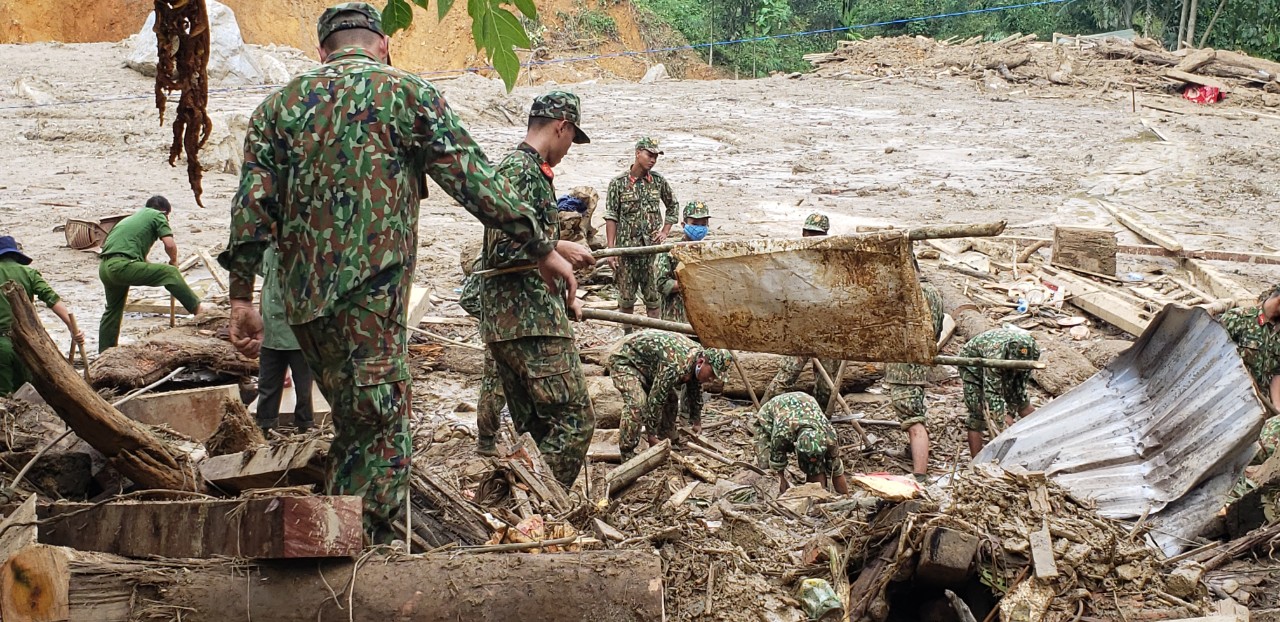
[824,360,847,416]
[168,296,176,327]
[811,359,868,444]
[906,221,1007,241]
[730,350,760,410]
[66,313,89,382]
[934,356,1044,370]
[581,308,696,334]
[1,282,205,492]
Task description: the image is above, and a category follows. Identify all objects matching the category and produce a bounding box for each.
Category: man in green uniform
[0,236,85,395]
[607,329,730,460]
[218,3,587,542]
[255,246,314,433]
[764,213,839,407]
[605,138,680,326]
[884,281,945,482]
[1218,285,1280,460]
[960,328,1041,457]
[754,392,850,494]
[480,91,595,486]
[97,195,203,351]
[653,201,710,324]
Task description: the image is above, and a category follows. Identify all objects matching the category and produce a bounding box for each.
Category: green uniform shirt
[609,329,703,426]
[258,247,301,351]
[604,171,679,247]
[99,209,172,262]
[1220,306,1280,390]
[479,143,571,343]
[219,47,554,326]
[0,258,60,332]
[753,392,844,477]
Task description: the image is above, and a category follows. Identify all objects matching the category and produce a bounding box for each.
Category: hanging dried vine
[154,0,213,207]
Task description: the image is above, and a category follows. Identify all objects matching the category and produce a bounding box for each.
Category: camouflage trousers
[610,363,679,459]
[616,255,660,312]
[765,356,836,409]
[476,349,506,441]
[961,370,1030,432]
[489,336,594,487]
[1260,415,1280,463]
[661,292,688,325]
[292,301,411,545]
[885,362,929,429]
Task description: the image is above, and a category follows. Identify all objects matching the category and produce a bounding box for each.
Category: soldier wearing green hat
[0,235,85,395]
[478,90,596,486]
[653,201,710,324]
[218,3,590,542]
[604,137,681,329]
[754,392,849,494]
[607,330,729,460]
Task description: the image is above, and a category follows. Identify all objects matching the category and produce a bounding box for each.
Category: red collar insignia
[540,162,555,180]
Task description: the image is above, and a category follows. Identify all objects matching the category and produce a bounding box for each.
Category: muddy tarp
[977,306,1266,555]
[671,232,937,363]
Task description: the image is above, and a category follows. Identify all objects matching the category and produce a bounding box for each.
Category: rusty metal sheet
[671,232,937,363]
[977,306,1266,554]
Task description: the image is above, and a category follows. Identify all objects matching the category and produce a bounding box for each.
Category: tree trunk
[714,352,882,400]
[1,282,205,492]
[0,544,664,622]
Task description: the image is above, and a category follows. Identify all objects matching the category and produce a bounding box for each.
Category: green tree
[380,0,536,91]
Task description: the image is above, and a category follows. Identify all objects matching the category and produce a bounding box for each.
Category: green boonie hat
[795,429,833,476]
[635,137,664,155]
[684,201,710,219]
[701,348,731,379]
[530,91,590,144]
[803,213,830,234]
[318,2,386,45]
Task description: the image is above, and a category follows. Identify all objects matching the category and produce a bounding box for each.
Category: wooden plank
[197,249,227,292]
[37,496,362,559]
[605,440,670,497]
[405,284,432,327]
[1040,267,1153,336]
[1095,200,1184,252]
[199,440,328,492]
[123,282,210,314]
[0,495,38,565]
[1164,68,1231,91]
[1181,258,1258,307]
[1029,524,1060,579]
[509,434,571,511]
[1,545,69,622]
[116,384,240,442]
[1052,225,1118,276]
[248,384,332,428]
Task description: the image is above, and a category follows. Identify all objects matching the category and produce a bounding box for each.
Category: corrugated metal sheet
[671,232,938,363]
[977,306,1266,555]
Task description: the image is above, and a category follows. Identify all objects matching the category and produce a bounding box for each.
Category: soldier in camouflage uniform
[764,213,840,407]
[653,201,710,324]
[1218,284,1280,461]
[479,91,596,487]
[458,254,506,457]
[884,281,945,482]
[607,330,731,460]
[605,138,680,327]
[754,392,850,494]
[959,328,1041,457]
[218,3,588,542]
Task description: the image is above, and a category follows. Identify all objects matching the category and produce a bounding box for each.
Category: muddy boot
[476,435,499,457]
[619,308,636,334]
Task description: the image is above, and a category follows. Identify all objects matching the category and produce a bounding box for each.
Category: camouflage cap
[530,91,590,144]
[317,2,386,45]
[795,429,833,476]
[803,213,830,234]
[635,137,664,155]
[701,348,732,379]
[684,201,710,219]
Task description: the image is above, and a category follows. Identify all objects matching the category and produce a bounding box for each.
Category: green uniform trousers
[98,256,202,351]
[616,255,661,312]
[488,336,594,487]
[477,349,506,442]
[0,336,27,396]
[292,300,412,544]
[611,363,680,458]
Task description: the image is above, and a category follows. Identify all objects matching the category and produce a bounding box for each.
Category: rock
[126,1,265,86]
[1165,563,1203,599]
[201,111,249,173]
[587,375,623,429]
[1114,563,1142,582]
[13,76,57,106]
[256,52,292,84]
[640,64,668,84]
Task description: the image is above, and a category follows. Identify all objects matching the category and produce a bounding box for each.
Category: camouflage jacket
[958,328,1040,418]
[1220,306,1280,390]
[753,392,842,475]
[219,47,553,326]
[479,143,571,343]
[604,171,679,247]
[884,282,946,386]
[609,329,704,424]
[653,231,687,323]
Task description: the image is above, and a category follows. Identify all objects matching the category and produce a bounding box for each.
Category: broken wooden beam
[37,496,362,559]
[1165,68,1231,91]
[606,440,670,497]
[1,282,206,493]
[0,545,664,622]
[507,434,572,512]
[199,440,327,492]
[115,384,241,442]
[1039,266,1153,336]
[1096,199,1184,252]
[1052,225,1117,276]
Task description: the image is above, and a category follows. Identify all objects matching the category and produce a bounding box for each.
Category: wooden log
[1052,226,1118,276]
[0,544,664,622]
[717,352,881,400]
[1165,68,1231,91]
[606,440,670,497]
[1213,49,1280,81]
[38,496,362,559]
[89,326,257,390]
[0,495,38,563]
[1096,41,1180,66]
[581,308,695,334]
[199,440,327,492]
[1173,47,1217,72]
[907,221,1006,241]
[1,282,205,493]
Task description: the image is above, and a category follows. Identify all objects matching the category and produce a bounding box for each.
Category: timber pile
[90,325,258,390]
[807,34,1280,108]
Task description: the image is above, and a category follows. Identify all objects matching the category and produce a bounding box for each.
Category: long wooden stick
[935,355,1044,370]
[580,308,696,334]
[67,313,89,382]
[406,325,484,351]
[730,350,760,410]
[824,360,847,417]
[169,296,176,327]
[811,358,868,444]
